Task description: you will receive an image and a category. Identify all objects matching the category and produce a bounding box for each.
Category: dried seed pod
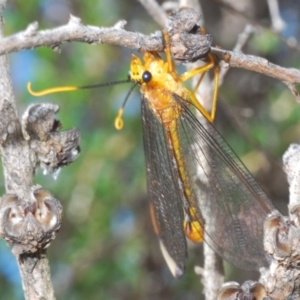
[0,187,62,255]
[264,212,291,259]
[217,281,267,300]
[262,211,300,299]
[22,103,80,174]
[290,204,300,231]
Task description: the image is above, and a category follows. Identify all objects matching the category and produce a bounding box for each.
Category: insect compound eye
[127,71,131,80]
[142,71,152,83]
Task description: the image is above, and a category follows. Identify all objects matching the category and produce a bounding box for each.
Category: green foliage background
[1,0,300,299]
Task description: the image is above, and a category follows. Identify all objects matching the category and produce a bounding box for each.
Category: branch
[0,4,80,299]
[171,2,225,299]
[0,14,211,63]
[212,46,300,102]
[218,24,255,85]
[266,0,286,32]
[1,13,299,103]
[194,246,224,300]
[210,0,300,52]
[138,0,168,27]
[0,17,163,53]
[0,3,57,298]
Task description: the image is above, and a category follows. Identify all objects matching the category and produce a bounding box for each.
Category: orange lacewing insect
[28,29,279,277]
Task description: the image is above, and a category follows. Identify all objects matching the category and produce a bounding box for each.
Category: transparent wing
[141,98,187,277]
[175,94,276,270]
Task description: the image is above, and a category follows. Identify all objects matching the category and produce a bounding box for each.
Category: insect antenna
[27,78,138,130]
[27,79,131,97]
[114,83,138,130]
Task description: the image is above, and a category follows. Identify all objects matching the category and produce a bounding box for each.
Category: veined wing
[175,94,277,270]
[141,97,187,278]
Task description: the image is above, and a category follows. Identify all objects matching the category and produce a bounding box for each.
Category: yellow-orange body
[130,51,206,243]
[131,52,186,126]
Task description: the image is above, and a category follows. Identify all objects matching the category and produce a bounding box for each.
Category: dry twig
[0,1,57,299]
[212,46,300,101]
[266,0,286,32]
[138,0,168,27]
[0,14,299,101]
[0,2,79,299]
[176,1,225,299]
